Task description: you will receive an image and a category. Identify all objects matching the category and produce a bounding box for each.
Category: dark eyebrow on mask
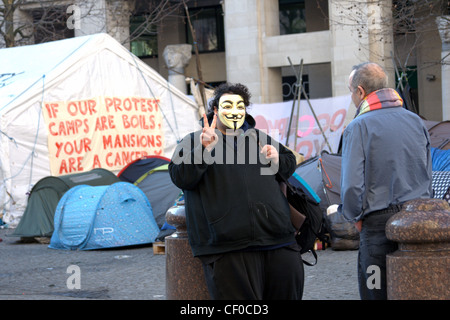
[221,99,245,105]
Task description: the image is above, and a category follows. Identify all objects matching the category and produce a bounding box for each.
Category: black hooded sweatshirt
[168,114,296,256]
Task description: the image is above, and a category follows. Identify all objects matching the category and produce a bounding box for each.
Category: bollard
[385,198,450,300]
[165,202,210,300]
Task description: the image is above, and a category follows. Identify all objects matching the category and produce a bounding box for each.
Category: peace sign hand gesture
[200,114,219,151]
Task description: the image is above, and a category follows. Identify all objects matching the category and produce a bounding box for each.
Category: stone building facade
[3,0,448,120]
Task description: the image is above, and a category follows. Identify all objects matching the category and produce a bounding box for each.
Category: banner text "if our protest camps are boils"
[43,97,164,175]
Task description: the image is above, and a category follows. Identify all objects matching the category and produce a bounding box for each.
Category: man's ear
[357,86,366,99]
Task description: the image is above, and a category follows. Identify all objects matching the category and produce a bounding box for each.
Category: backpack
[280,178,327,266]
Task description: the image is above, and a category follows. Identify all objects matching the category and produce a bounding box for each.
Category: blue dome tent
[49,182,159,250]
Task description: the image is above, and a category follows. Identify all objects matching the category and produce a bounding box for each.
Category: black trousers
[199,245,304,300]
[358,205,402,300]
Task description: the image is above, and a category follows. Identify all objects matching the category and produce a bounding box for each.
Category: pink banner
[249,95,352,159]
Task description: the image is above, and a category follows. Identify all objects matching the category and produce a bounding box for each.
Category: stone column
[385,198,450,300]
[328,0,395,95]
[367,0,395,88]
[328,0,369,97]
[163,44,192,94]
[437,16,450,121]
[165,202,209,300]
[224,0,282,103]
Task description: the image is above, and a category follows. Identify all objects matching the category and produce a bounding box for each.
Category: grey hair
[350,62,388,94]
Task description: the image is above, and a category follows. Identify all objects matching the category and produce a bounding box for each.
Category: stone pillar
[385,198,450,300]
[163,44,192,94]
[223,0,283,103]
[223,0,260,102]
[328,0,395,95]
[165,202,209,300]
[328,0,369,97]
[367,0,395,88]
[437,16,450,121]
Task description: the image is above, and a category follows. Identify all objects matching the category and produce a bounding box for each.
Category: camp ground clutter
[1,33,449,253]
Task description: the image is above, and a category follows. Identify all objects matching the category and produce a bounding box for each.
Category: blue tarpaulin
[431,147,450,171]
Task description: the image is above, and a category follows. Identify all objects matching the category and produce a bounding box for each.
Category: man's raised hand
[200,113,218,150]
[260,144,279,165]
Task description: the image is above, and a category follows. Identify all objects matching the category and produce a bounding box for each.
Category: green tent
[11,168,120,238]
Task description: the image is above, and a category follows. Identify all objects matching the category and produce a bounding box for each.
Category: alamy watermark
[64,262,382,292]
[366,265,381,290]
[66,265,81,290]
[66,5,81,30]
[171,128,283,176]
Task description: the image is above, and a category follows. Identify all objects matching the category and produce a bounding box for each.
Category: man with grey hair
[337,62,432,299]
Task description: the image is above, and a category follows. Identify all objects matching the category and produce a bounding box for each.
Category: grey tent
[319,152,342,206]
[318,151,359,250]
[295,151,359,250]
[11,168,120,238]
[294,155,328,214]
[424,120,450,150]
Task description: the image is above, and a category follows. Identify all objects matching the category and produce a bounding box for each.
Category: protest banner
[43,96,164,175]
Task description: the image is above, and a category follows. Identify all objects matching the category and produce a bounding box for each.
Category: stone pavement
[0,227,359,300]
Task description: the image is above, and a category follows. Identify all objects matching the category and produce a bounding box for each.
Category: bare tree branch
[0,0,186,48]
[316,0,448,68]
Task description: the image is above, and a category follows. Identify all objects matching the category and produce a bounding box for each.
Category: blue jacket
[339,89,432,222]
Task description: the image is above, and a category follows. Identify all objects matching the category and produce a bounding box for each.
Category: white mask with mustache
[217,94,246,131]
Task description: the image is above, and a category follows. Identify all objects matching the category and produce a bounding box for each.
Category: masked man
[169,83,304,300]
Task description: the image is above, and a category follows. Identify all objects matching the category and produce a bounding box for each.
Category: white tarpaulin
[0,33,200,226]
[249,95,354,159]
